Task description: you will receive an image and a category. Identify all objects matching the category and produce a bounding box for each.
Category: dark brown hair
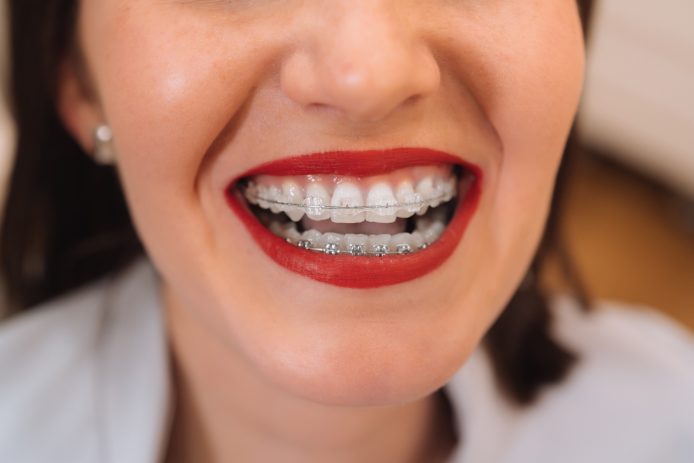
[1,0,593,405]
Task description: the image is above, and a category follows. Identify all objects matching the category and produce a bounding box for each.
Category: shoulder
[551,296,694,403]
[0,274,112,462]
[0,259,166,463]
[446,297,694,463]
[522,297,694,462]
[0,259,157,366]
[0,276,110,364]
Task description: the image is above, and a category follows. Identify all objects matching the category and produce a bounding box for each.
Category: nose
[280,3,441,123]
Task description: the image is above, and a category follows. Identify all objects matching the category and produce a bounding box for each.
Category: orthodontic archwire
[243,191,453,212]
[286,238,430,257]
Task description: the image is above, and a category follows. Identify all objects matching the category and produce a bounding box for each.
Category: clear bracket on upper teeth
[244,191,450,214]
[242,174,457,223]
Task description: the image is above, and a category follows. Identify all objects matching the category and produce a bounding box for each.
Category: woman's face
[64,0,584,405]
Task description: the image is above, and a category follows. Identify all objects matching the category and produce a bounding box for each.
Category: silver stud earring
[92,124,116,165]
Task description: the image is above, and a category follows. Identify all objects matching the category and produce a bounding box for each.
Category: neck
[163,290,457,463]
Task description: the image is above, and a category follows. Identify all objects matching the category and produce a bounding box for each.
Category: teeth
[265,210,447,256]
[255,185,270,209]
[245,182,259,205]
[265,186,282,213]
[430,178,447,208]
[281,180,305,222]
[365,183,398,223]
[410,231,425,250]
[286,209,305,222]
[415,177,435,200]
[395,181,422,218]
[416,207,448,244]
[304,183,331,221]
[316,232,343,255]
[422,222,445,244]
[244,167,461,225]
[344,234,369,255]
[298,229,322,249]
[415,177,435,216]
[443,177,456,202]
[368,234,392,256]
[391,233,414,254]
[330,182,365,223]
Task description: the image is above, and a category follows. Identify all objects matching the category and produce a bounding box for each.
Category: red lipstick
[225,148,482,288]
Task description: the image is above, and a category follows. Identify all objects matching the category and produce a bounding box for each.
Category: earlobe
[55,58,102,153]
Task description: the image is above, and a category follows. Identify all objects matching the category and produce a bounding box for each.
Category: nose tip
[280,24,441,122]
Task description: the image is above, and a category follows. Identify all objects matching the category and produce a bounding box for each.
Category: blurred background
[0,1,692,327]
[541,0,694,330]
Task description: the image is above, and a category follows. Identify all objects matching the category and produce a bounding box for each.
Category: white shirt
[1,259,693,463]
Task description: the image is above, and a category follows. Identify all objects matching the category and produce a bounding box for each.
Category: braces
[288,238,430,256]
[244,190,454,213]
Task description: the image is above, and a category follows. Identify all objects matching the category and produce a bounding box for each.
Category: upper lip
[228,147,481,186]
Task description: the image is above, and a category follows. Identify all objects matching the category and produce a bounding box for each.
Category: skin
[58,0,585,461]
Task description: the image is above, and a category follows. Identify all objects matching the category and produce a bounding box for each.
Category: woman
[1,0,692,462]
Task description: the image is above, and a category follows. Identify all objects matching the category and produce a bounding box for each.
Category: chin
[253,330,476,407]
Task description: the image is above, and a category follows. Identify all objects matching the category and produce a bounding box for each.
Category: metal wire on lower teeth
[290,239,429,256]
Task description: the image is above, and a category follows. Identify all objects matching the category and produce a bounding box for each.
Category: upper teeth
[244,169,457,224]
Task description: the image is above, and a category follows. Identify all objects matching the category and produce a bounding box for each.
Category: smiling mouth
[225,148,482,288]
[238,163,465,255]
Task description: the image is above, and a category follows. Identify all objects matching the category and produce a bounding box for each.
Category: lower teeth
[266,204,450,257]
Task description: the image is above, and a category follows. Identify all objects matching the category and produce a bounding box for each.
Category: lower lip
[225,154,482,289]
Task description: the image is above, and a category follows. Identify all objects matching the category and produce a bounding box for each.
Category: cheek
[425,1,585,320]
[79,4,282,274]
[459,1,585,273]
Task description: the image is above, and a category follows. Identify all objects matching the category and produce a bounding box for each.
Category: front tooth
[368,234,392,256]
[304,183,331,221]
[317,232,342,255]
[330,182,365,223]
[365,183,398,223]
[344,234,369,255]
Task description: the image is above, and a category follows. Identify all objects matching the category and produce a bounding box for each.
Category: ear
[55,57,103,154]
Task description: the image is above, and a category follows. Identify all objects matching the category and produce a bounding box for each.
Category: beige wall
[579,0,694,198]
